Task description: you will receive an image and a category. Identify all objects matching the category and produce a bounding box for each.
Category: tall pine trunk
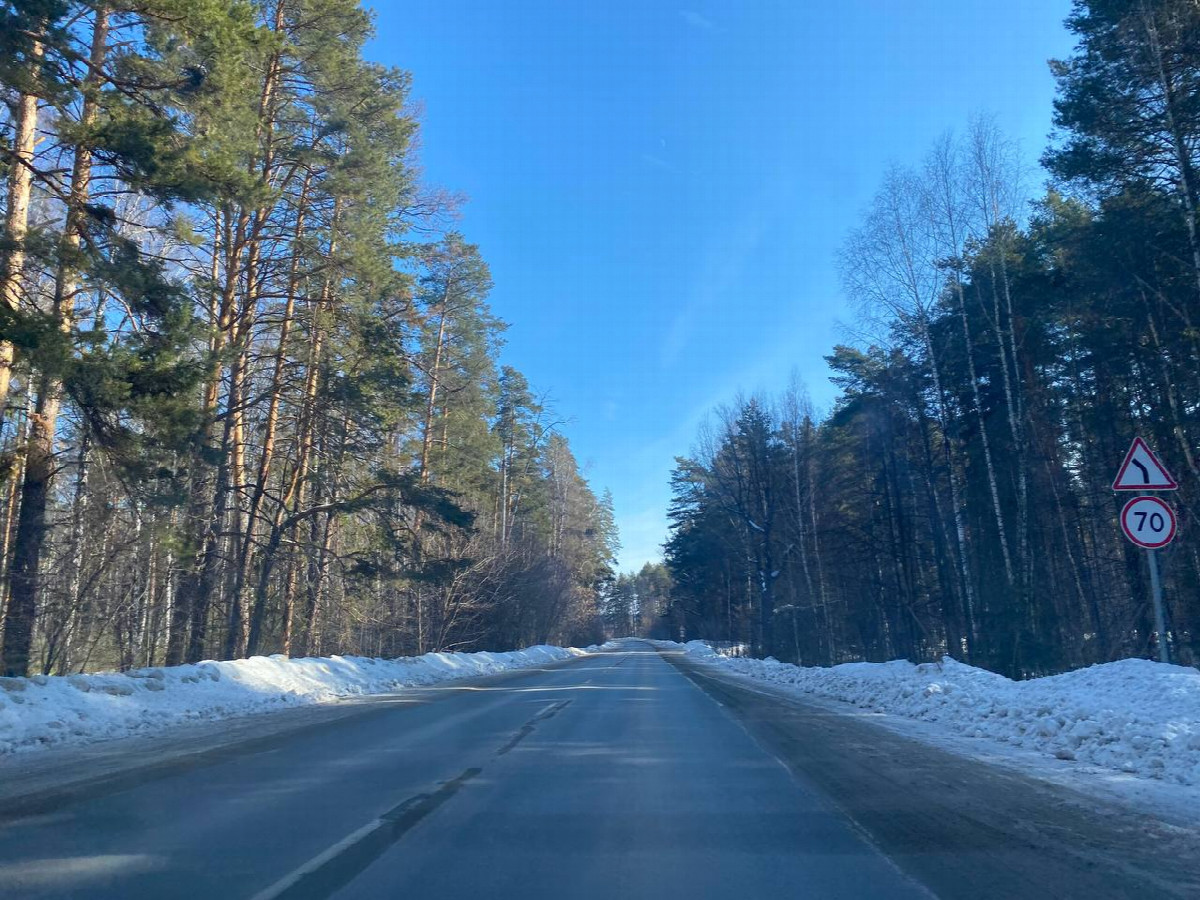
[244,174,313,656]
[0,35,43,420]
[2,11,108,676]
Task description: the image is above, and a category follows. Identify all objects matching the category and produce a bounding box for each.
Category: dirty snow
[0,646,586,755]
[662,641,1200,788]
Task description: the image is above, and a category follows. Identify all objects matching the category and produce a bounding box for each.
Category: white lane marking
[248,819,384,900]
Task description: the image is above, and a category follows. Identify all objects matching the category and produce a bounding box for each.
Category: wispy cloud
[660,206,766,370]
[640,152,680,174]
[679,9,715,32]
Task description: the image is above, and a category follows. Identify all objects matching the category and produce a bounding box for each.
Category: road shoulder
[663,649,1200,900]
[0,654,593,820]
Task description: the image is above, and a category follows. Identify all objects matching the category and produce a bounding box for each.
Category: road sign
[1120,495,1177,549]
[1112,441,1180,664]
[1112,437,1178,491]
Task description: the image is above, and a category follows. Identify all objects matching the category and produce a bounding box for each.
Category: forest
[661,0,1200,677]
[4,0,1198,683]
[0,0,617,677]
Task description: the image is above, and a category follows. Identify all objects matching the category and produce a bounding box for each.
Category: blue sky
[367,1,1076,573]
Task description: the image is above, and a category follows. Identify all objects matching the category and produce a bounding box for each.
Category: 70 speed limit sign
[1111,439,1178,664]
[1120,495,1177,549]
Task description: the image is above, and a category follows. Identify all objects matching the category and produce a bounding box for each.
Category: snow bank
[0,645,585,755]
[662,642,1200,786]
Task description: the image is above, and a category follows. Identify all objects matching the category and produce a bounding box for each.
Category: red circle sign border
[1120,495,1177,549]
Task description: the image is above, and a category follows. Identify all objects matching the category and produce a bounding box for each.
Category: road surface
[1,642,1197,899]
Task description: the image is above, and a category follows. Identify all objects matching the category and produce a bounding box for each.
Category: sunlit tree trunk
[0,35,43,419]
[3,10,108,676]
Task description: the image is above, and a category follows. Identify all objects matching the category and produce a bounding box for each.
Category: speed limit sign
[1120,495,1177,549]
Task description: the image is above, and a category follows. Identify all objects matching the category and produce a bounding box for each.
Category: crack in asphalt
[248,691,581,900]
[495,699,573,756]
[249,767,482,900]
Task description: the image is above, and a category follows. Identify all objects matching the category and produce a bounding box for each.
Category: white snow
[662,641,1200,788]
[0,645,586,755]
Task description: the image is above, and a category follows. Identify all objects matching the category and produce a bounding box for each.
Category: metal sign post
[1113,439,1178,665]
[1146,550,1168,665]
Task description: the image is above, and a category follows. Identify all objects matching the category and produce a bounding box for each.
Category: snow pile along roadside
[662,641,1200,786]
[0,645,586,754]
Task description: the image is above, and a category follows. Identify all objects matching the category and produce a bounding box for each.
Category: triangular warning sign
[1112,437,1178,491]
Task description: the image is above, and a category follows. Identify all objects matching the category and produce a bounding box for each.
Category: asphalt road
[1,643,1197,899]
